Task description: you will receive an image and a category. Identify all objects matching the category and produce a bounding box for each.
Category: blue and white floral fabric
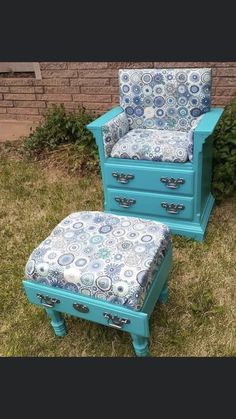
[25,211,171,311]
[110,115,203,162]
[102,111,129,158]
[111,129,189,162]
[119,68,211,131]
[187,114,204,162]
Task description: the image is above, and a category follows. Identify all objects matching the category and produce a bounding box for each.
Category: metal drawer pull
[103,313,130,330]
[115,197,136,208]
[112,172,135,184]
[161,202,185,214]
[160,177,185,189]
[36,293,60,308]
[73,303,89,313]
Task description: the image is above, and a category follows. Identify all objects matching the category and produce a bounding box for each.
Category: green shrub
[21,104,99,172]
[212,97,236,202]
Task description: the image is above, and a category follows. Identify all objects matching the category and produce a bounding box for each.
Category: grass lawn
[0,148,235,357]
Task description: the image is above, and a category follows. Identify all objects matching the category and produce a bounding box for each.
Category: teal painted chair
[23,211,172,356]
[87,68,224,240]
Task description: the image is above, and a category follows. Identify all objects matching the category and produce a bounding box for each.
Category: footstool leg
[159,281,169,304]
[45,308,67,337]
[131,334,149,357]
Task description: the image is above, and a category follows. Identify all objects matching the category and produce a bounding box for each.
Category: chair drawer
[104,163,194,195]
[107,188,194,221]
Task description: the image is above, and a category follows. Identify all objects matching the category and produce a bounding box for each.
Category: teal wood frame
[23,245,172,357]
[87,107,224,240]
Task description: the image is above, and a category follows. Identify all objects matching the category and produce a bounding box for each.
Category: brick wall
[0,62,236,121]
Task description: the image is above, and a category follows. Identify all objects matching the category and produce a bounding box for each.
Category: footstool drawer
[23,281,150,337]
[107,188,194,221]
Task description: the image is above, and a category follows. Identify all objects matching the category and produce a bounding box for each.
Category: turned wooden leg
[158,281,169,304]
[45,308,67,337]
[131,334,149,357]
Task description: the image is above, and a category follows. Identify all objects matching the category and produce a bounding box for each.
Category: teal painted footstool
[23,211,172,356]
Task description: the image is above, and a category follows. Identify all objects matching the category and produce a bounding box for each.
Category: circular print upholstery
[119,68,211,131]
[25,211,171,311]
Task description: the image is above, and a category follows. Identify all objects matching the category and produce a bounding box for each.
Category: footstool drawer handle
[161,202,185,214]
[103,313,130,329]
[115,197,136,208]
[36,293,60,308]
[73,303,89,313]
[160,177,185,189]
[112,172,135,184]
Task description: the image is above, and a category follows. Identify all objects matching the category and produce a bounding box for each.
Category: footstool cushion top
[25,211,171,311]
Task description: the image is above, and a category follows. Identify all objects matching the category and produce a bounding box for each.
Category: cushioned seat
[25,211,171,311]
[110,128,192,163]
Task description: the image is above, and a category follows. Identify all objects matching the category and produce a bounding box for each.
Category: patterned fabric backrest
[119,68,212,131]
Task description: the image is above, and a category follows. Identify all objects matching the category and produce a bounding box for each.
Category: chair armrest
[191,107,224,164]
[188,108,224,162]
[87,106,129,158]
[86,106,124,131]
[194,108,224,137]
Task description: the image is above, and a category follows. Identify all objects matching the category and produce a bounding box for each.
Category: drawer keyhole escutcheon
[73,303,89,313]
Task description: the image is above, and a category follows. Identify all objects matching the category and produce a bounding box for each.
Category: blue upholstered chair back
[119,68,212,131]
